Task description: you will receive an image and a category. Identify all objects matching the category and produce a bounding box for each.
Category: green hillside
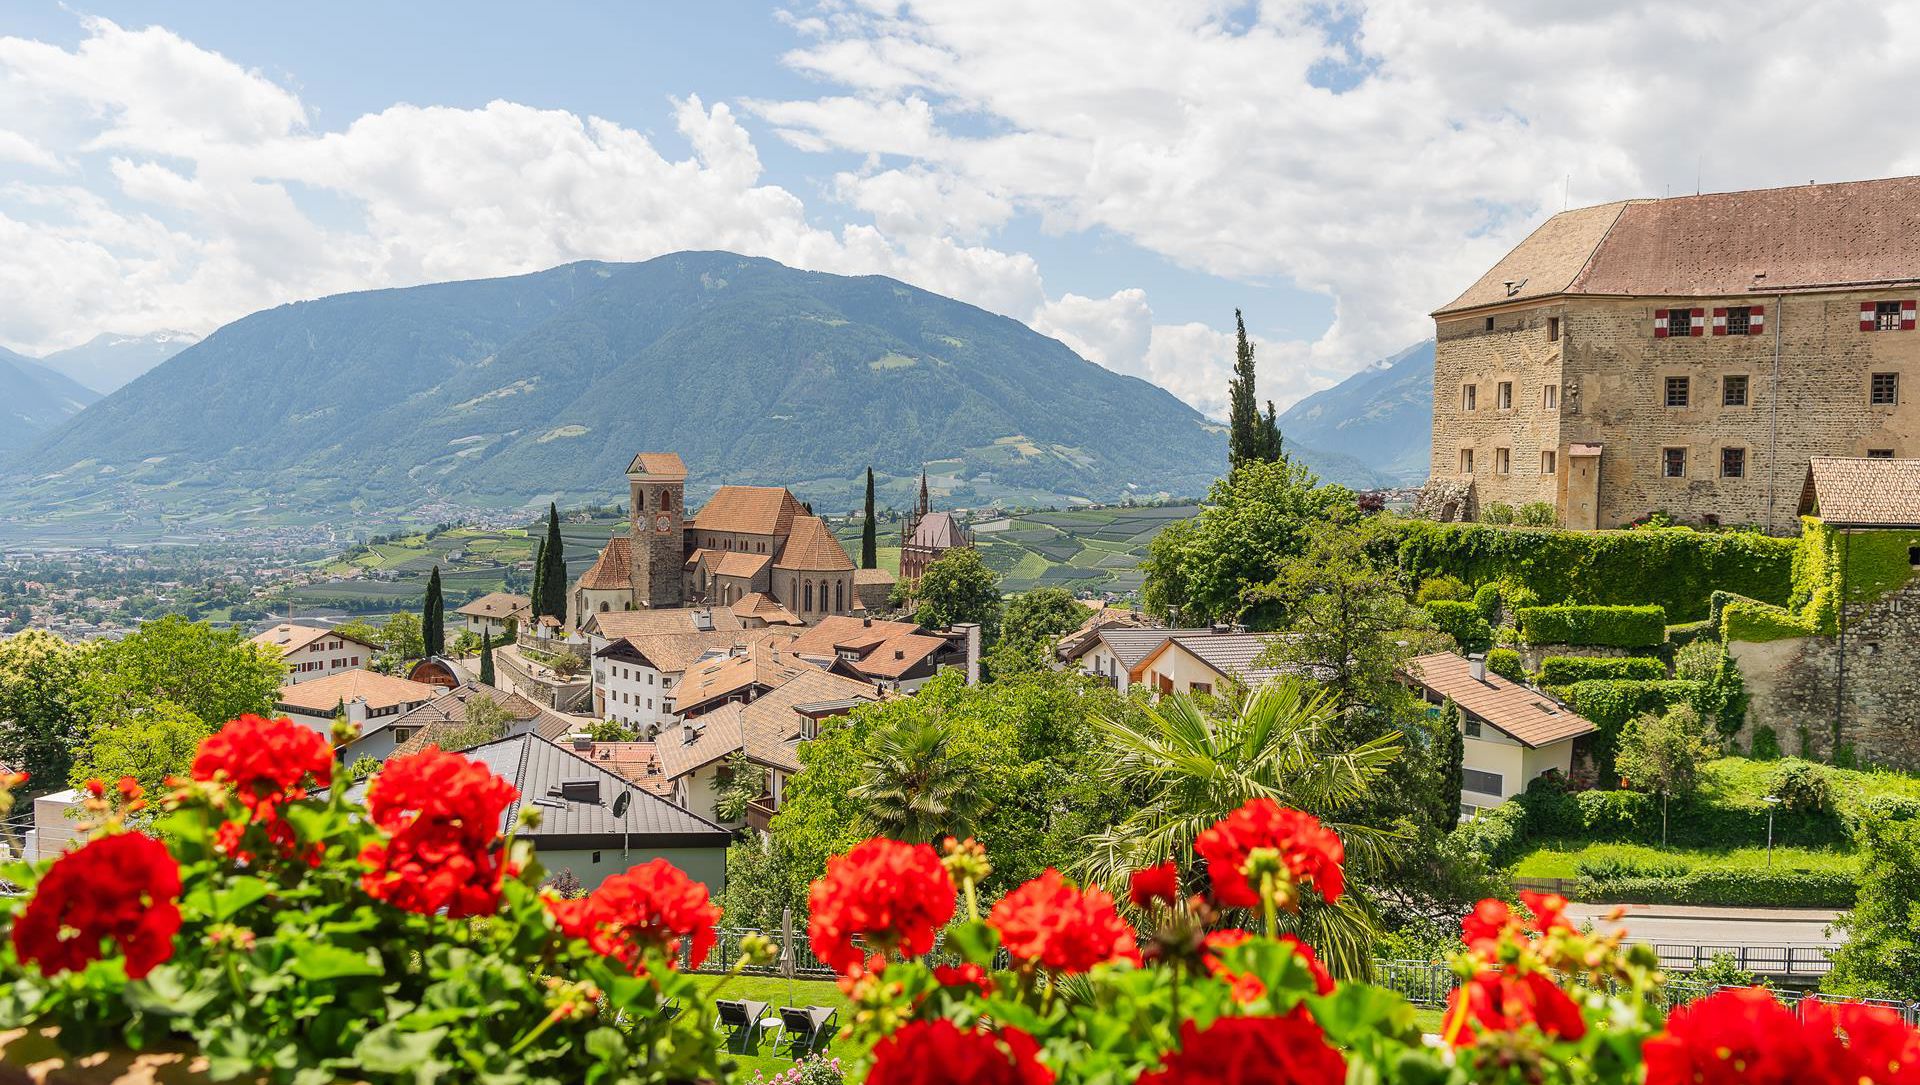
[3,253,1225,541]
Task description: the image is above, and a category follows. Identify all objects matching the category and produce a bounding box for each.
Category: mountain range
[0,253,1234,539]
[41,331,202,395]
[1277,340,1433,487]
[0,346,99,453]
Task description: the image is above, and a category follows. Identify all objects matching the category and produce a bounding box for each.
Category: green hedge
[1426,600,1493,653]
[1513,782,1849,849]
[1538,656,1667,685]
[1379,520,1796,622]
[1455,800,1530,868]
[1517,605,1668,648]
[1575,868,1858,908]
[1723,598,1819,642]
[1555,679,1708,783]
[1485,647,1524,682]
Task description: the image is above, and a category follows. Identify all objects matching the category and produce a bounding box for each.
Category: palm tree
[851,718,982,844]
[1072,679,1404,979]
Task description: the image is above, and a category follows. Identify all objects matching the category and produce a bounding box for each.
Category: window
[1721,447,1746,478]
[1723,374,1749,407]
[1459,448,1474,474]
[1496,381,1513,410]
[1877,300,1905,331]
[1190,682,1213,696]
[1462,768,1504,796]
[1869,449,1896,459]
[1464,717,1482,738]
[1462,384,1477,411]
[1542,384,1559,410]
[1665,375,1690,407]
[1483,316,1495,331]
[1667,308,1693,336]
[1872,372,1899,405]
[1540,450,1557,475]
[591,851,602,864]
[1725,306,1751,336]
[1662,447,1687,478]
[1494,447,1511,475]
[1548,316,1560,342]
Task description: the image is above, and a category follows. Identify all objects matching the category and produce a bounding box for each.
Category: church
[570,452,858,626]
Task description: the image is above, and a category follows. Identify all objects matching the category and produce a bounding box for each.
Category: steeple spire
[917,469,930,516]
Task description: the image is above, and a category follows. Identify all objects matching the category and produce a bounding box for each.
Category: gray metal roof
[1164,632,1292,685]
[340,733,731,848]
[1094,627,1208,668]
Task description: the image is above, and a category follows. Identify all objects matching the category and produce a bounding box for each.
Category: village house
[582,606,760,732]
[274,667,443,731]
[453,592,530,637]
[336,682,576,764]
[1059,625,1204,692]
[250,622,378,685]
[1131,628,1292,696]
[784,614,969,693]
[1426,175,1920,532]
[1403,651,1597,817]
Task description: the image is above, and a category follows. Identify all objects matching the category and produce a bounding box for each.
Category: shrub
[1519,501,1557,527]
[1576,868,1858,908]
[1672,640,1721,683]
[1517,605,1668,648]
[1574,853,1690,881]
[1557,679,1708,783]
[1416,574,1471,603]
[1454,799,1530,868]
[1770,760,1836,815]
[1538,656,1666,685]
[1425,600,1493,653]
[1750,726,1781,760]
[1481,502,1517,526]
[1471,582,1503,625]
[1485,647,1525,682]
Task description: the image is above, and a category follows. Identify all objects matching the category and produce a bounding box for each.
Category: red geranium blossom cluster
[1644,986,1920,1085]
[1137,1010,1347,1085]
[807,838,954,975]
[1127,861,1180,909]
[192,714,335,863]
[546,858,721,971]
[989,868,1141,974]
[1193,799,1344,911]
[11,832,182,980]
[358,746,518,918]
[866,1019,1052,1085]
[1443,891,1586,1047]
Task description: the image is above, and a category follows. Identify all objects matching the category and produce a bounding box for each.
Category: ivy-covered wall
[1378,520,1794,622]
[1719,517,1920,644]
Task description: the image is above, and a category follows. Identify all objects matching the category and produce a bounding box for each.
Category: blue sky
[2,1,1915,415]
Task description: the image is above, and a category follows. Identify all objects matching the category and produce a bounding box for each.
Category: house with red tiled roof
[784,614,964,692]
[250,623,378,686]
[1403,652,1597,816]
[1426,174,1920,533]
[274,668,443,732]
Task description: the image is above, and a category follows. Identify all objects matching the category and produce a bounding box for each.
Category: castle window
[1541,384,1558,410]
[1664,376,1690,408]
[1721,447,1746,478]
[1459,448,1474,474]
[1871,372,1899,405]
[1662,447,1687,478]
[836,581,845,611]
[1461,384,1477,411]
[1494,448,1511,475]
[1483,317,1494,332]
[1540,450,1556,475]
[1723,306,1751,336]
[1868,300,1910,331]
[1496,381,1513,410]
[1869,449,1896,458]
[1547,317,1560,342]
[1723,375,1749,406]
[1655,308,1697,337]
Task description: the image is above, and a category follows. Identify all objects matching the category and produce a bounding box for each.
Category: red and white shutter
[1749,305,1765,335]
[1904,300,1916,331]
[1712,307,1728,335]
[1654,309,1670,338]
[1690,307,1706,336]
[1862,302,1878,331]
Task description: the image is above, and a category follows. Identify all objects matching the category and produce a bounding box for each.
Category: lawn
[1511,840,1861,880]
[1702,756,1920,814]
[686,974,851,1079]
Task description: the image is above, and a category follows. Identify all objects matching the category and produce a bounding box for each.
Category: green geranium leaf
[353,1023,448,1073]
[944,919,1001,966]
[291,944,383,981]
[211,875,272,921]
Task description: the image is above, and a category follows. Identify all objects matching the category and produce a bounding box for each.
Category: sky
[3,1,1919,418]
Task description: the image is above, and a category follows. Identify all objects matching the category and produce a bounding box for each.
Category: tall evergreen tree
[861,467,878,569]
[529,539,546,620]
[1260,400,1285,462]
[1226,309,1262,471]
[1437,699,1466,835]
[422,565,444,657]
[479,630,495,686]
[541,504,567,622]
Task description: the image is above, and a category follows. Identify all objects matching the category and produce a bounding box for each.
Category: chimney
[1468,653,1487,683]
[570,732,593,751]
[953,622,982,686]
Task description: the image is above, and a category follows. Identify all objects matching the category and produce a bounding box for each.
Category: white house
[1058,626,1198,691]
[1130,629,1292,696]
[583,607,757,732]
[453,592,531,637]
[1403,651,1598,817]
[250,623,379,685]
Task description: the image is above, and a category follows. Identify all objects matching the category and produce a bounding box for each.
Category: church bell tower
[625,452,688,608]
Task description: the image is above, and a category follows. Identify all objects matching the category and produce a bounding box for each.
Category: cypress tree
[1226,308,1261,471]
[1437,700,1467,834]
[861,467,878,569]
[422,565,444,657]
[479,630,495,685]
[530,539,546,620]
[1261,400,1285,462]
[541,504,567,622]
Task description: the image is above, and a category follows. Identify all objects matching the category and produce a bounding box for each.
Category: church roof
[576,536,632,591]
[775,515,855,572]
[625,452,688,480]
[731,592,804,626]
[908,511,969,550]
[689,486,805,537]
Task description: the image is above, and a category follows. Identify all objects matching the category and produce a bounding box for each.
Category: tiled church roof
[775,515,855,572]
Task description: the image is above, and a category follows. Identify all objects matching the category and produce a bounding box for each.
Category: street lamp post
[1763,795,1782,868]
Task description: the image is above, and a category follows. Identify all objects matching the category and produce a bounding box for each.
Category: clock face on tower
[654,513,671,534]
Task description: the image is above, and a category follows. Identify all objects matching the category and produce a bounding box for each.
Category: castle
[570,452,857,626]
[1427,175,1920,532]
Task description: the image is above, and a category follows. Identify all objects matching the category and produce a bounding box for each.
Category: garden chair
[779,1004,839,1055]
[713,998,771,1053]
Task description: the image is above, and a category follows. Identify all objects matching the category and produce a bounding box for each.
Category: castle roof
[774,515,855,572]
[576,536,632,591]
[689,486,805,537]
[1436,175,1920,315]
[626,452,688,480]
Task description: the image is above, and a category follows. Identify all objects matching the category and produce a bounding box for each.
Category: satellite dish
[612,792,631,818]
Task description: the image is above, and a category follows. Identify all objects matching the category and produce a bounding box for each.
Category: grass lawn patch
[1511,840,1860,880]
[687,974,852,1078]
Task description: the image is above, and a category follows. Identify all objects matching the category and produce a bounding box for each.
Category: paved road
[1563,902,1844,947]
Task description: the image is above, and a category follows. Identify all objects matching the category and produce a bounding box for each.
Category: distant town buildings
[1427,175,1920,532]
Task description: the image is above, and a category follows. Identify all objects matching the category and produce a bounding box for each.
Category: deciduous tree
[999,587,1088,652]
[69,700,210,796]
[1616,704,1715,845]
[912,547,1001,639]
[0,631,94,787]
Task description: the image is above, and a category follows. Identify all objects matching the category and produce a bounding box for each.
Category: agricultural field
[833,504,1197,597]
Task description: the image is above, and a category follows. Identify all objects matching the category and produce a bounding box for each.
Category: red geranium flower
[867,1019,1052,1085]
[1138,1010,1346,1085]
[193,714,335,863]
[1193,800,1344,910]
[932,962,996,994]
[11,832,181,980]
[1519,890,1572,935]
[1128,861,1180,909]
[989,868,1141,974]
[1461,897,1515,956]
[807,838,954,975]
[1642,987,1810,1085]
[1443,968,1587,1046]
[358,747,518,918]
[1807,1001,1920,1085]
[546,858,720,970]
